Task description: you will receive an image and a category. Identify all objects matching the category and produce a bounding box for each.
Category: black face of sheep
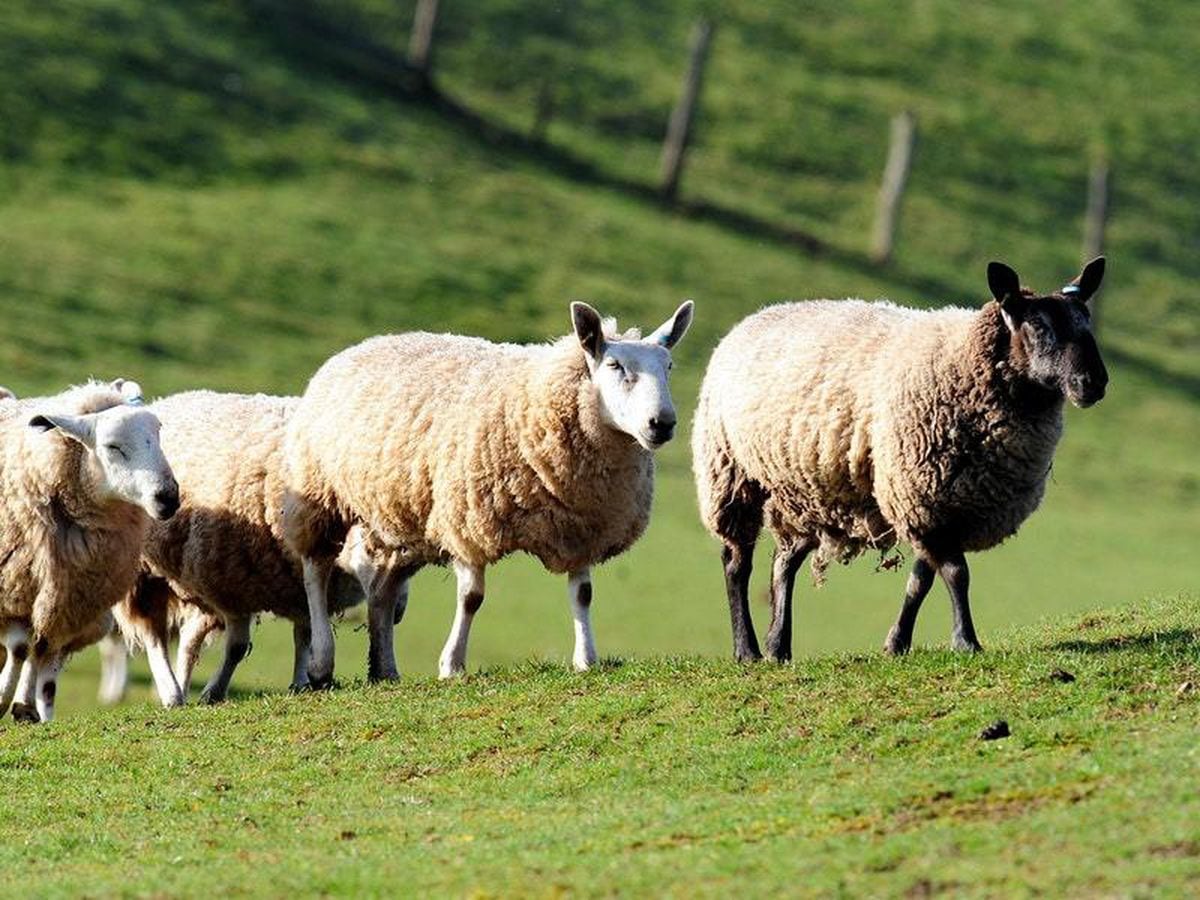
[987,257,1108,409]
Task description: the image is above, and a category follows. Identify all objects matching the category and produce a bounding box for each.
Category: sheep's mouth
[1067,388,1105,409]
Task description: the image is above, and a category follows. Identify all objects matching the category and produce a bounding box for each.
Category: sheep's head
[988,257,1108,408]
[571,300,694,450]
[29,403,180,520]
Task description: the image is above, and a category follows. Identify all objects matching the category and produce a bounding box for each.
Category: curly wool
[0,381,149,652]
[284,329,654,574]
[693,300,1064,579]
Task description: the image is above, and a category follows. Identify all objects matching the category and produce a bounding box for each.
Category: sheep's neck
[970,303,1064,419]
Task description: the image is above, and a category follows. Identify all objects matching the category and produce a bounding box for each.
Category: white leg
[290,620,311,691]
[145,635,184,708]
[438,560,485,679]
[12,656,39,722]
[34,652,64,723]
[569,568,598,671]
[199,615,252,704]
[302,557,336,688]
[175,611,219,698]
[0,624,30,716]
[96,632,129,705]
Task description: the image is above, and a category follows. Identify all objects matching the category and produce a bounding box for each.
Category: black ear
[570,301,605,362]
[1073,256,1106,303]
[28,415,54,433]
[987,261,1021,303]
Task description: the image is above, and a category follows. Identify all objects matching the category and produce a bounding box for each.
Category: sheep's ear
[1068,256,1106,306]
[112,378,145,405]
[647,300,694,350]
[571,301,605,362]
[29,413,97,448]
[987,261,1025,331]
[0,386,15,401]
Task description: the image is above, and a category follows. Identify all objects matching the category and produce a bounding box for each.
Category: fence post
[1082,156,1109,329]
[659,19,713,202]
[870,110,916,266]
[407,0,440,84]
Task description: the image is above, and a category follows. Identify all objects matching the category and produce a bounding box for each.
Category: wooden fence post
[659,19,713,202]
[870,110,916,266]
[1082,156,1109,329]
[408,0,440,83]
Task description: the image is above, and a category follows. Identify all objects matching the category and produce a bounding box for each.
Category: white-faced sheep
[692,258,1108,660]
[115,390,409,704]
[284,300,694,683]
[0,379,178,722]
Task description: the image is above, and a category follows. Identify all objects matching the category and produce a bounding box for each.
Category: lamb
[284,300,694,683]
[114,390,409,705]
[0,379,179,722]
[692,258,1108,660]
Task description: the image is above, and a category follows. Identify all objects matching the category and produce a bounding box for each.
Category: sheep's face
[571,300,694,450]
[988,257,1109,408]
[29,405,180,520]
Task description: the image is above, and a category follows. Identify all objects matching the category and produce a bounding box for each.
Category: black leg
[722,542,761,662]
[883,556,936,654]
[765,543,811,662]
[939,551,982,652]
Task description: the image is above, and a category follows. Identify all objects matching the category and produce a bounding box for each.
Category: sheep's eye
[606,359,623,372]
[106,444,128,460]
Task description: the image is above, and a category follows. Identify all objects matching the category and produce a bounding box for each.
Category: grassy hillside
[0,0,1196,698]
[2,597,1197,895]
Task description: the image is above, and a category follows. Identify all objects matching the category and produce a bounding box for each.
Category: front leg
[302,556,338,688]
[199,614,253,703]
[290,620,312,692]
[883,555,936,655]
[438,560,484,679]
[938,551,983,652]
[765,542,812,663]
[34,651,64,723]
[365,564,421,683]
[568,568,597,671]
[0,624,31,716]
[11,653,39,722]
[722,542,761,661]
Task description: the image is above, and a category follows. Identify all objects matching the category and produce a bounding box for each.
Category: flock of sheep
[0,257,1109,722]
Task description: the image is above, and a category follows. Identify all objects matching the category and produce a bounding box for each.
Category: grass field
[0,1,1197,892]
[2,596,1197,895]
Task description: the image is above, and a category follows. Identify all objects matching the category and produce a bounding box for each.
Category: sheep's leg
[11,656,39,722]
[722,542,761,662]
[144,632,184,708]
[34,651,64,723]
[765,542,812,663]
[302,556,337,689]
[438,560,485,679]
[175,612,220,699]
[939,551,982,652]
[290,621,312,692]
[568,568,597,671]
[199,615,253,704]
[883,556,937,655]
[0,624,30,716]
[96,631,129,705]
[366,566,419,683]
[393,577,410,625]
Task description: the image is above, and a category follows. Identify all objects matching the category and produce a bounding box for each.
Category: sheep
[692,258,1108,661]
[114,390,409,704]
[0,379,179,722]
[283,300,694,683]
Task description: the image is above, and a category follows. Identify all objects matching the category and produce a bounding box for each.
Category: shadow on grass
[1049,627,1198,654]
[245,0,965,301]
[1105,345,1200,404]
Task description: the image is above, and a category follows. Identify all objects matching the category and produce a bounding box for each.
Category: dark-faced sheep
[692,259,1108,660]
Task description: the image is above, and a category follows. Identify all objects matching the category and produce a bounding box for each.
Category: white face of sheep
[28,405,180,520]
[571,300,694,450]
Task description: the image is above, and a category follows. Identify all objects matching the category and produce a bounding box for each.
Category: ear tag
[1061,284,1081,297]
[655,333,673,348]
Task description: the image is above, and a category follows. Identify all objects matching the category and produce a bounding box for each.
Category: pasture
[0,0,1197,894]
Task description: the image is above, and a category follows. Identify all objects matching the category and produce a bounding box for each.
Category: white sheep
[113,391,409,704]
[284,300,694,682]
[692,259,1108,660]
[0,379,178,722]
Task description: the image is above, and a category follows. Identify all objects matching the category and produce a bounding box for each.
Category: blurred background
[0,0,1196,712]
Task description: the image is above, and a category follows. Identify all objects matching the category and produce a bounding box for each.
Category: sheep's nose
[648,415,676,444]
[153,484,180,519]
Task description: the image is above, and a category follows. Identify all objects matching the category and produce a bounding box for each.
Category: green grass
[3,596,1198,896]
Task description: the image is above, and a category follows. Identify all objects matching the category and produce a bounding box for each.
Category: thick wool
[0,382,149,653]
[693,300,1064,578]
[135,391,363,627]
[285,330,654,574]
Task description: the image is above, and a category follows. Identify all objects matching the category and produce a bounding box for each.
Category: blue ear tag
[655,333,672,348]
[1061,284,1081,296]
[126,395,145,406]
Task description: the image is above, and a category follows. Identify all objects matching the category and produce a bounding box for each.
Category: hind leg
[96,631,128,706]
[199,614,253,704]
[722,542,761,662]
[176,609,222,698]
[765,539,815,663]
[0,624,30,716]
[884,555,936,655]
[34,651,64,723]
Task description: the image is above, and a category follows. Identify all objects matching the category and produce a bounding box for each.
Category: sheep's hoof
[366,669,400,684]
[198,688,226,705]
[11,703,40,724]
[951,637,984,653]
[734,650,762,664]
[306,673,336,691]
[883,630,912,656]
[288,681,310,694]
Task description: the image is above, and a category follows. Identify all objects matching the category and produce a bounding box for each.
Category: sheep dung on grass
[693,258,1109,661]
[284,300,694,683]
[0,379,178,723]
